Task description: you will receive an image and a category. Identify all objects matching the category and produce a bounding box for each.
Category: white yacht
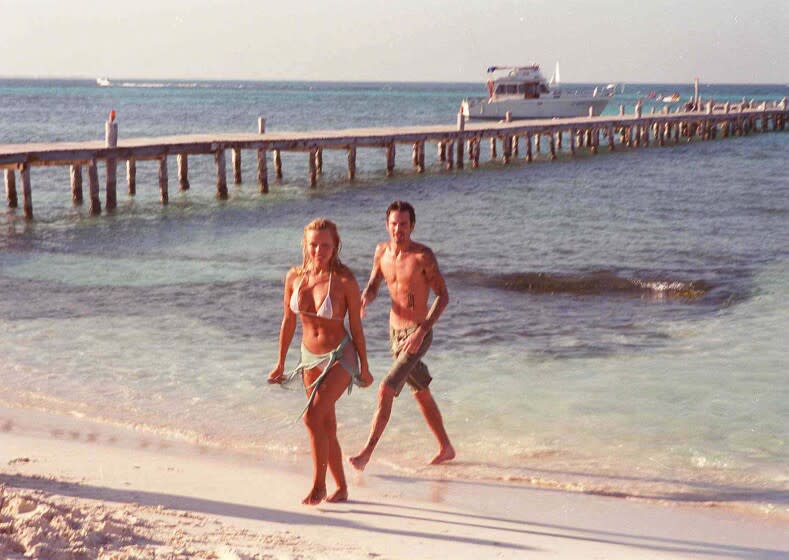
[461,64,612,120]
[96,77,111,87]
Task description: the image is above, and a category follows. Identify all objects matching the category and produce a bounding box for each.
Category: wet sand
[1,405,787,559]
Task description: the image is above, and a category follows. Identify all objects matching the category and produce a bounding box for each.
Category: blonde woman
[268,218,373,505]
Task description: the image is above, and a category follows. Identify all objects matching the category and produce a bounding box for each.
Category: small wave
[450,270,713,299]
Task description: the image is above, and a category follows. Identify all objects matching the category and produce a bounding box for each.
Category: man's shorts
[383,325,433,397]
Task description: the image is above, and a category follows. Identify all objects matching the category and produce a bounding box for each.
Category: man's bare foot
[326,487,348,503]
[348,452,370,472]
[302,487,326,505]
[429,445,456,465]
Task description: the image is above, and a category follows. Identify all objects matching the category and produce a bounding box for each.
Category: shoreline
[3,399,787,517]
[1,404,787,559]
[2,399,785,521]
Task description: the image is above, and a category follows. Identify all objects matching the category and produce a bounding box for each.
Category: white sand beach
[1,404,786,559]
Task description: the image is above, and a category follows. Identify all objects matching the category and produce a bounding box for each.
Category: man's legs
[350,327,455,471]
[348,383,396,471]
[413,388,455,464]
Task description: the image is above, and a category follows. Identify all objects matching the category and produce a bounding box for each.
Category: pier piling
[386,143,396,176]
[273,150,282,180]
[70,165,83,204]
[215,149,228,199]
[88,159,101,216]
[159,157,169,205]
[21,163,32,219]
[308,147,318,188]
[347,145,357,180]
[257,149,269,193]
[232,148,242,184]
[127,159,136,195]
[446,139,455,169]
[4,169,17,208]
[104,117,118,212]
[177,154,190,191]
[471,138,480,168]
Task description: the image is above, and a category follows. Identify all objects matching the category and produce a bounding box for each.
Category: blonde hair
[298,218,345,274]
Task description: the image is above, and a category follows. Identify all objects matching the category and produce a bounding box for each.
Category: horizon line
[1,75,787,87]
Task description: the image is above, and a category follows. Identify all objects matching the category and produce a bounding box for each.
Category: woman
[268,218,373,505]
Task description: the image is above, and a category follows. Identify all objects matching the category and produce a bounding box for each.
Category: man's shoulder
[374,241,388,256]
[410,241,436,261]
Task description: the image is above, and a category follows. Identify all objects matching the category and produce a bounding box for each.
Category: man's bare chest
[381,255,422,288]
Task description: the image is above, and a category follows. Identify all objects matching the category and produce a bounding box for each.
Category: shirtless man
[349,201,455,470]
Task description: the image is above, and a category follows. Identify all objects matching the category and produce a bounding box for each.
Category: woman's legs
[323,404,348,502]
[302,364,351,505]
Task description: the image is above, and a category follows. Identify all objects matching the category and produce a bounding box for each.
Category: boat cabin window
[522,82,540,99]
[495,82,545,97]
[495,84,520,95]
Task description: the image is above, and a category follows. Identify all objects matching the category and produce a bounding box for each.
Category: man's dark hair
[386,200,416,225]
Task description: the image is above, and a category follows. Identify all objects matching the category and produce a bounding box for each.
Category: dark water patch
[0,276,283,341]
[449,270,721,301]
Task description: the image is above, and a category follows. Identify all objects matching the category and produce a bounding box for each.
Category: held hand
[267,364,285,384]
[359,365,374,388]
[400,328,426,356]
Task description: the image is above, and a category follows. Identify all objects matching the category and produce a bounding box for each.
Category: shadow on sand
[3,473,786,559]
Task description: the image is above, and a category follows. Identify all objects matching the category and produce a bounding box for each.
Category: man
[349,200,455,470]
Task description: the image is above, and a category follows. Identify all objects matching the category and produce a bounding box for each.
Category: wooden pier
[2,100,787,220]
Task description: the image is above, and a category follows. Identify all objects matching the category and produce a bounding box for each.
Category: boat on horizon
[461,64,613,121]
[96,77,111,87]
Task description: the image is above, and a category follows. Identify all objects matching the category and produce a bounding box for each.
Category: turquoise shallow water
[1,79,787,516]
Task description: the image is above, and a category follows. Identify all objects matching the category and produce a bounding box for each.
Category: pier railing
[2,99,787,220]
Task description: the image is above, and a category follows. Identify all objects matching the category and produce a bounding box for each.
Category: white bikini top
[289,273,339,320]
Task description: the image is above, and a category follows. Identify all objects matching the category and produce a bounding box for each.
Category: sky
[1,0,787,84]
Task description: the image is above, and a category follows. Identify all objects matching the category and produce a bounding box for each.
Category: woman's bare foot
[302,487,327,505]
[348,451,371,472]
[326,487,348,503]
[429,444,456,465]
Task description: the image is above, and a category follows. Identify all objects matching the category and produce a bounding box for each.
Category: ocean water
[1,79,787,517]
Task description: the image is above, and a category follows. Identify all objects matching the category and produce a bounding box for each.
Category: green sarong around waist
[280,333,361,419]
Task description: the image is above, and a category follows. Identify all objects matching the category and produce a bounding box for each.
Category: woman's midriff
[300,316,347,356]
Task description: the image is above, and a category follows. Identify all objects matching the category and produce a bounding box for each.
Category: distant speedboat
[461,64,612,120]
[661,92,681,103]
[96,77,111,87]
